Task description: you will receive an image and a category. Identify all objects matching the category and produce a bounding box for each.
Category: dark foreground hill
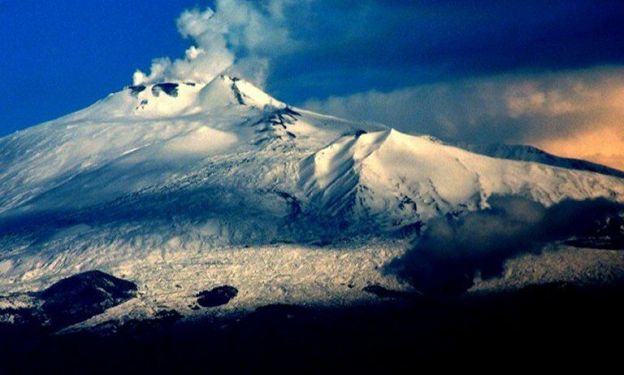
[2,280,623,374]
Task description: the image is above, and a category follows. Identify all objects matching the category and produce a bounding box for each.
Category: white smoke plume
[133,0,306,87]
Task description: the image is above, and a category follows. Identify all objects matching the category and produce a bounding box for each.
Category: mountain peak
[197,75,285,110]
[58,75,283,123]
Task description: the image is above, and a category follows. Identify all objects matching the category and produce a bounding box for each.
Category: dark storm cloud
[269,0,624,100]
[3,0,624,141]
[386,196,624,295]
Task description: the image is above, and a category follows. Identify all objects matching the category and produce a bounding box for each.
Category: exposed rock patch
[196,286,238,308]
[38,270,137,329]
[152,83,179,97]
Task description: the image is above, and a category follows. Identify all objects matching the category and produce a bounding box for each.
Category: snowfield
[54,242,621,332]
[1,75,623,328]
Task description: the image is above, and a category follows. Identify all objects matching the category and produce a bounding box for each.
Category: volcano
[1,75,623,332]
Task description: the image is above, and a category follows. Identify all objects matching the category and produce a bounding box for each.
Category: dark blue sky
[1,0,624,136]
[0,0,197,135]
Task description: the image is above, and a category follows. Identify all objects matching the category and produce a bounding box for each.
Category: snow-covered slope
[1,74,623,305]
[301,130,624,234]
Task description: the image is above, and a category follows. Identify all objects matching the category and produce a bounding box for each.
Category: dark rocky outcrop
[128,85,146,97]
[152,83,179,97]
[38,270,137,329]
[196,285,238,308]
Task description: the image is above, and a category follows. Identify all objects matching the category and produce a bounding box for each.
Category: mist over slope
[389,196,624,294]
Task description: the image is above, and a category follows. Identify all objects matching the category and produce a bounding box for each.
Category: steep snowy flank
[301,129,624,234]
[0,75,376,215]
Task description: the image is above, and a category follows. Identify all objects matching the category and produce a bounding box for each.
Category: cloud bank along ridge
[304,66,624,171]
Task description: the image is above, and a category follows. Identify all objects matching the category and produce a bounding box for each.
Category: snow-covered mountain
[1,75,624,325]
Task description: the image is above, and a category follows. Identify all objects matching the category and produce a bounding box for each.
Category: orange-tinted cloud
[536,127,624,171]
[304,66,624,171]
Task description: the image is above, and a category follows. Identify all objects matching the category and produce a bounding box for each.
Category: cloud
[268,0,624,98]
[133,6,232,86]
[127,1,624,170]
[129,1,624,101]
[130,1,624,92]
[133,0,306,87]
[303,66,624,170]
[386,196,624,295]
